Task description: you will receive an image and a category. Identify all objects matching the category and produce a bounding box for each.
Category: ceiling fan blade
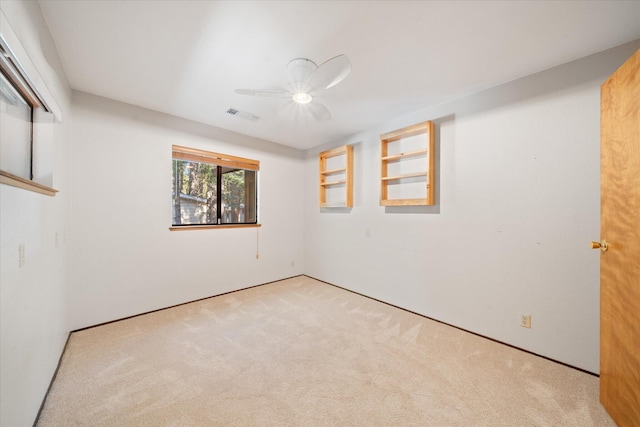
[306,101,331,121]
[234,89,289,97]
[278,100,331,122]
[305,54,351,92]
[278,101,305,121]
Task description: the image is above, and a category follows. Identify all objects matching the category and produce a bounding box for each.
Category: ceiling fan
[234,54,351,121]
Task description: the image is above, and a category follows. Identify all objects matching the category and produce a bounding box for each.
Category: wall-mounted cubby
[319,145,353,208]
[380,121,434,206]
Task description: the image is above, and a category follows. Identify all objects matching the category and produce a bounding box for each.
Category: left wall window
[0,70,32,180]
[0,36,58,196]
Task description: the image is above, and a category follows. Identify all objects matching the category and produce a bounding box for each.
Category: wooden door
[599,48,640,427]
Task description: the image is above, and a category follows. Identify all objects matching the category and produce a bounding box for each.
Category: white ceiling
[39,0,640,150]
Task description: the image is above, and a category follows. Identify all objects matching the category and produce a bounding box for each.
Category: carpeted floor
[37,276,615,426]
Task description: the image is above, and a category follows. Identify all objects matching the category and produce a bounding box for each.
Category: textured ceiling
[39,0,640,150]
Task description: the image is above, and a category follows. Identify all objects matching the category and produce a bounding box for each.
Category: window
[0,34,58,196]
[0,70,32,180]
[171,145,258,227]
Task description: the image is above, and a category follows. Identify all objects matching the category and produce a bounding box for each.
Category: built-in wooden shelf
[319,145,353,208]
[381,149,428,161]
[320,180,347,186]
[381,172,428,181]
[320,168,346,175]
[380,121,434,206]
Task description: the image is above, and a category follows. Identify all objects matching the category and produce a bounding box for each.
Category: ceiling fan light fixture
[292,92,312,104]
[235,54,351,121]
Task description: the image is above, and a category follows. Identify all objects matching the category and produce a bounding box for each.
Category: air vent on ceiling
[226,108,260,122]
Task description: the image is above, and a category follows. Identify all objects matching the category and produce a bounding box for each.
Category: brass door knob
[590,240,608,252]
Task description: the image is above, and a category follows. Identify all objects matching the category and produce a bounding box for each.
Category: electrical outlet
[520,314,531,329]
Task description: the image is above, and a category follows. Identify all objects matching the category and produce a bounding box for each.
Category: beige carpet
[37,276,614,426]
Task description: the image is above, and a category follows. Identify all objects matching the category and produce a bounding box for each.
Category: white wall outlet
[18,244,25,268]
[520,314,531,328]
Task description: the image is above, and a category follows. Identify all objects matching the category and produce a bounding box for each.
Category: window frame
[0,34,58,196]
[170,145,260,230]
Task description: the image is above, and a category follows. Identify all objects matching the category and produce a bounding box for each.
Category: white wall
[1,3,635,422]
[303,41,640,374]
[69,92,305,330]
[0,2,72,426]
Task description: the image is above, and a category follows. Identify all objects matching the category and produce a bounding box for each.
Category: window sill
[169,223,262,231]
[0,170,58,196]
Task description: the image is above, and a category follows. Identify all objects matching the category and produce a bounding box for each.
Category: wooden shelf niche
[319,145,353,208]
[380,120,434,206]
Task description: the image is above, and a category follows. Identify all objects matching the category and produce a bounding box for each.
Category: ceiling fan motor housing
[287,58,317,87]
